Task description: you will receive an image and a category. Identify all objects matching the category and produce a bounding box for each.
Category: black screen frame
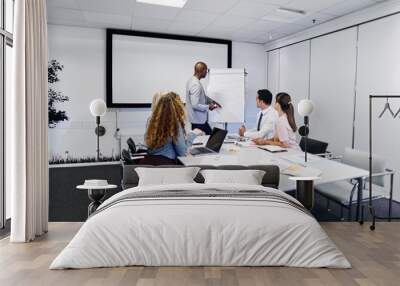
[106,28,232,108]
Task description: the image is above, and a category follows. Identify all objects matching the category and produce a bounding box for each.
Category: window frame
[0,0,13,230]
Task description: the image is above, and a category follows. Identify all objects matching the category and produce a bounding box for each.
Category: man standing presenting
[186,62,220,135]
[239,89,278,139]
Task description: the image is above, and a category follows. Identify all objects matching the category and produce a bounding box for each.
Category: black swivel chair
[121,149,134,164]
[127,138,137,154]
[299,137,329,156]
[127,137,147,154]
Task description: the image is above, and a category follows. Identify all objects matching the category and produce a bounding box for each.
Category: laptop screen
[205,128,228,152]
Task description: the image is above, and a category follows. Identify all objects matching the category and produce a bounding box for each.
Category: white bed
[50,183,350,269]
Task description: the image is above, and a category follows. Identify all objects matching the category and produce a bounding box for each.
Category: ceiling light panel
[136,0,187,8]
[262,7,307,23]
[276,7,306,16]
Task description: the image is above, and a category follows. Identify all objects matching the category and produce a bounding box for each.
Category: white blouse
[276,114,299,149]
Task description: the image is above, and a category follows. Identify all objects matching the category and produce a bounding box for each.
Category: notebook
[258,145,288,153]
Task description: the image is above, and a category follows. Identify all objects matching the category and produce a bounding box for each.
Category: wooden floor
[0,222,400,286]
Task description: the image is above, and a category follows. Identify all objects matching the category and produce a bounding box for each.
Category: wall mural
[48,60,69,128]
[48,59,120,164]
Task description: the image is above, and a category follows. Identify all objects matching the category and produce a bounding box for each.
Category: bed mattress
[50,183,350,269]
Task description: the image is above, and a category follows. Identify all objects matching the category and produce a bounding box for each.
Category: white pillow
[200,169,266,185]
[136,167,201,186]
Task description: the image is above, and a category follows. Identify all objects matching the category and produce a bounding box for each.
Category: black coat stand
[363,95,400,230]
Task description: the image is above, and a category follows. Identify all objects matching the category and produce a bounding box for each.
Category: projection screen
[107,30,232,107]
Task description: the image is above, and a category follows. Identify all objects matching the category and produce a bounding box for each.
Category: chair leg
[348,202,353,221]
[327,198,330,211]
[356,178,363,223]
[348,183,358,222]
[389,173,394,222]
[340,205,344,221]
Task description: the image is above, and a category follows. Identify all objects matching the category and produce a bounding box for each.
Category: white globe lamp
[297,99,315,163]
[89,99,107,161]
[298,99,314,117]
[90,99,107,117]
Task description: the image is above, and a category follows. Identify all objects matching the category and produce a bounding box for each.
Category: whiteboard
[111,34,229,105]
[206,68,245,123]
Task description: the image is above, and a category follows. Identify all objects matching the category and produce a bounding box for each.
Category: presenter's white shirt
[244,106,278,139]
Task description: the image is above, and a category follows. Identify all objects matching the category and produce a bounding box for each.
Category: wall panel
[279,41,310,123]
[355,13,400,200]
[309,28,358,155]
[267,49,279,96]
[266,11,400,201]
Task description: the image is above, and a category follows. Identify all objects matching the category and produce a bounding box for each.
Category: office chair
[299,137,329,156]
[127,138,137,154]
[138,155,177,166]
[121,149,134,164]
[127,137,148,154]
[315,148,393,221]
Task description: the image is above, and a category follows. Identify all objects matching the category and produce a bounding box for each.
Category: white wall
[267,49,279,96]
[309,28,358,156]
[48,25,266,159]
[230,41,266,132]
[354,13,400,200]
[48,25,131,160]
[279,41,310,125]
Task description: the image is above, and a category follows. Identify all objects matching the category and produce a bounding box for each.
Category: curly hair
[145,92,186,150]
[151,91,168,112]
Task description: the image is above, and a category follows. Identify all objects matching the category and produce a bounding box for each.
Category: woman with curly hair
[145,92,202,162]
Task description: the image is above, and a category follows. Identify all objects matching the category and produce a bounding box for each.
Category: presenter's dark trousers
[191,122,212,135]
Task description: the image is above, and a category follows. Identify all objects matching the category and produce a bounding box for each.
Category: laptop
[190,127,228,156]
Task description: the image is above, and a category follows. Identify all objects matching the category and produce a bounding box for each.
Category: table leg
[296,180,314,210]
[87,189,106,217]
[356,177,363,223]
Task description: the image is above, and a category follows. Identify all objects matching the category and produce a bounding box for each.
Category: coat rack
[362,95,400,230]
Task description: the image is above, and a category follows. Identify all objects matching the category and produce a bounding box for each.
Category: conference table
[178,136,369,220]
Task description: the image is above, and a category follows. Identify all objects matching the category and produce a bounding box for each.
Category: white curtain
[10,0,49,242]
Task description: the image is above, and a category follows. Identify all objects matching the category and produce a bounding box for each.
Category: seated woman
[168,92,192,135]
[146,91,167,126]
[144,92,201,164]
[253,92,299,149]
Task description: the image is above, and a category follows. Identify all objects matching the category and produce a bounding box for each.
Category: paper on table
[269,158,292,170]
[235,141,257,147]
[193,135,209,145]
[281,165,322,177]
[227,133,240,140]
[258,145,287,153]
[284,154,322,164]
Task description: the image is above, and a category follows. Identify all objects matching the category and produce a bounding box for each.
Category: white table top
[288,176,321,181]
[179,136,368,191]
[76,184,118,190]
